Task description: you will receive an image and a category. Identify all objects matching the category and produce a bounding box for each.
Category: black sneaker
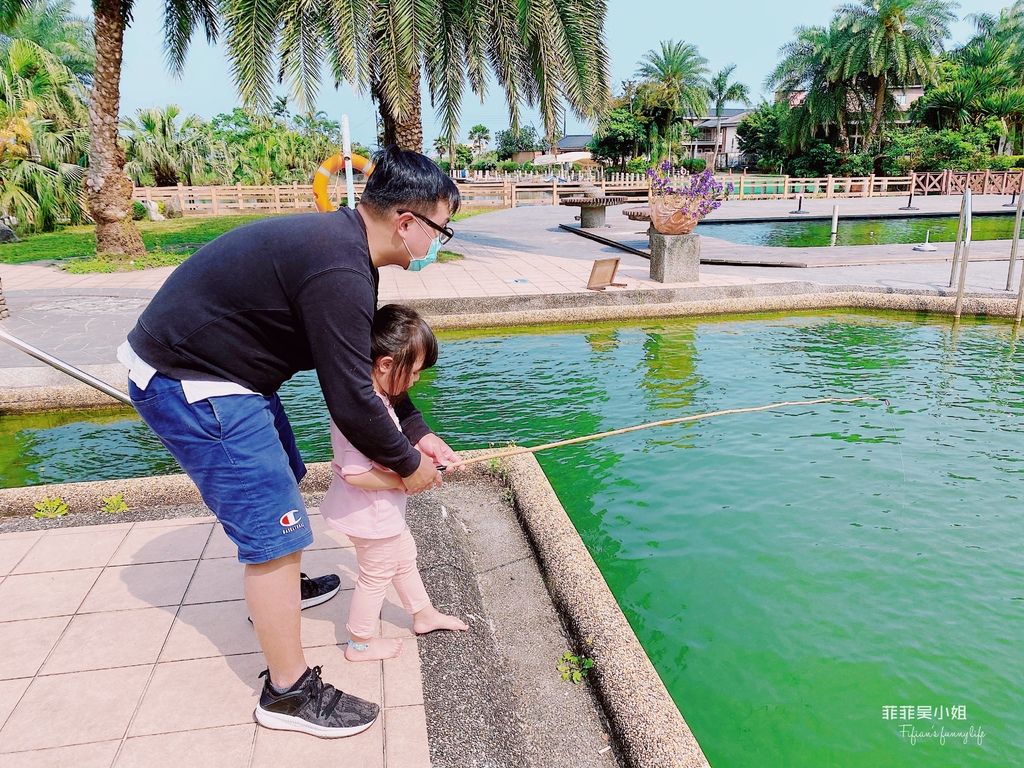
[248,573,341,625]
[254,666,379,738]
[300,572,340,609]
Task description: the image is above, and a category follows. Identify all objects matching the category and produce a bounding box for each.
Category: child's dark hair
[359,145,461,218]
[371,304,438,401]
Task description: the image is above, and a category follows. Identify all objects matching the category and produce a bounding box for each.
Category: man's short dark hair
[359,146,461,218]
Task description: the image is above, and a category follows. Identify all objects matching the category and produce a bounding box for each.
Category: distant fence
[132,173,919,216]
[133,183,324,216]
[912,170,1024,196]
[723,174,912,199]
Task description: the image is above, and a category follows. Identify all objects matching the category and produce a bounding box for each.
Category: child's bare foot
[345,637,403,662]
[413,605,469,634]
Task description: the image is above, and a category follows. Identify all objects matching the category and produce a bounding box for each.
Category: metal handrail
[954,189,973,320]
[0,328,131,405]
[1006,188,1024,292]
[949,193,968,288]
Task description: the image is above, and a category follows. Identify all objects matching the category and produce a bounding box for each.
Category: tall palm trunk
[837,112,851,154]
[864,71,888,153]
[713,115,722,169]
[375,69,423,152]
[85,0,144,256]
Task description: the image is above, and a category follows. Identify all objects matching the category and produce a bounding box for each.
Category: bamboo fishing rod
[442,396,891,469]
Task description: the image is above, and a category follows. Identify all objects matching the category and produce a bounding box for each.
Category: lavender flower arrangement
[646,161,732,234]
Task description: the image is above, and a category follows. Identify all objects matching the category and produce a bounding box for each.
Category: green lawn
[0,206,499,272]
[0,214,280,269]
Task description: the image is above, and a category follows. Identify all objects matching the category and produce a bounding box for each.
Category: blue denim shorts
[130,373,314,564]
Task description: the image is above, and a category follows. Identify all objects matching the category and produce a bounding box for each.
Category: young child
[321,304,469,662]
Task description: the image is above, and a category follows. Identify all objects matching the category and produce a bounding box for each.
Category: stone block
[579,205,606,228]
[165,197,184,219]
[0,223,19,243]
[0,277,9,319]
[649,232,700,283]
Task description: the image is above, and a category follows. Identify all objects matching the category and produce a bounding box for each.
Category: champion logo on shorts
[280,510,305,534]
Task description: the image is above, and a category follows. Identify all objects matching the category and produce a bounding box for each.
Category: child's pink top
[320,392,409,539]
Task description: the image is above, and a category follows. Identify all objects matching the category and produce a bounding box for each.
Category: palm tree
[122,105,209,187]
[833,0,957,151]
[964,2,1024,153]
[468,124,490,155]
[707,64,750,168]
[920,22,1024,152]
[0,0,91,85]
[635,40,709,160]
[0,37,87,230]
[432,134,448,160]
[966,0,1024,51]
[221,0,610,152]
[767,23,865,154]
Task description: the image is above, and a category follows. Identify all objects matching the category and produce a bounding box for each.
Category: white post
[1005,188,1024,292]
[342,115,356,209]
[954,189,973,319]
[830,205,839,247]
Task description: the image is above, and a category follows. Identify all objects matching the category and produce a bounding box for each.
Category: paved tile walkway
[0,510,429,768]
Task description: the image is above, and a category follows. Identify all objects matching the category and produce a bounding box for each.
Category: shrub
[625,157,649,174]
[756,158,781,174]
[132,201,147,221]
[839,153,874,177]
[680,158,706,173]
[988,155,1014,171]
[1014,156,1024,169]
[788,139,843,177]
[881,126,996,175]
[498,161,520,173]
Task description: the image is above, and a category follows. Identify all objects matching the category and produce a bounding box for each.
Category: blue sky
[73,0,1012,150]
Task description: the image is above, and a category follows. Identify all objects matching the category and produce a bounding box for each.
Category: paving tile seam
[108,539,209,766]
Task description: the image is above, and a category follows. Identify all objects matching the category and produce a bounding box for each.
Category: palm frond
[222,0,281,113]
[163,0,219,76]
[277,0,324,113]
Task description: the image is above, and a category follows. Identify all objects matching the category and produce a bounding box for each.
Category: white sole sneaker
[253,704,377,738]
[300,583,339,609]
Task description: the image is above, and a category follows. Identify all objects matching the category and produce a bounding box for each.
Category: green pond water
[2,311,1022,767]
[700,214,1017,247]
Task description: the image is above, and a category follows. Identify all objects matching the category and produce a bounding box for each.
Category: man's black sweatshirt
[127,207,428,478]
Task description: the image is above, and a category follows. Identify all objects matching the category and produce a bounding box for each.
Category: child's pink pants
[346,528,431,639]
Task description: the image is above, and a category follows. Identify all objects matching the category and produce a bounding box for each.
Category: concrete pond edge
[0,453,709,768]
[497,453,710,768]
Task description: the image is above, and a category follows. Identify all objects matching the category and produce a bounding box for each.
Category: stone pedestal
[579,205,607,228]
[0,277,8,319]
[649,232,700,283]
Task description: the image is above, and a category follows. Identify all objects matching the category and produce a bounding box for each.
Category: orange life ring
[313,153,375,212]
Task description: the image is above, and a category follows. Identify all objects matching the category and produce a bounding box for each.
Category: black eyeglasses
[397,209,454,245]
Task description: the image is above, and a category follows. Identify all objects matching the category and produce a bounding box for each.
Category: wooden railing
[912,169,1024,196]
[132,174,916,216]
[134,183,324,216]
[725,174,912,199]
